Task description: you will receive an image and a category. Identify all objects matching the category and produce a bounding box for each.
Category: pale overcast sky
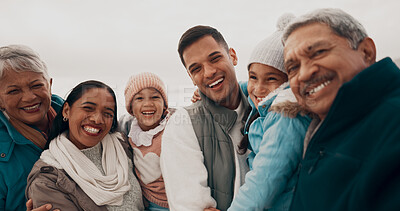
[1,0,399,115]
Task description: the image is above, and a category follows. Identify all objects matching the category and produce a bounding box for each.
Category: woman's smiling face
[63,87,115,149]
[0,69,52,131]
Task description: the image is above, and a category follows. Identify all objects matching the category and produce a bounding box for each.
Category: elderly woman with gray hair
[0,45,63,210]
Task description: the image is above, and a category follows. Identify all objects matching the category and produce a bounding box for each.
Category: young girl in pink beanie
[121,72,174,211]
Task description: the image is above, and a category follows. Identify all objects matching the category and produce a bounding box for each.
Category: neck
[219,85,241,110]
[35,116,50,132]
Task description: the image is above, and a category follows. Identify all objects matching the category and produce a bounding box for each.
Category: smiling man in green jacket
[282,8,400,211]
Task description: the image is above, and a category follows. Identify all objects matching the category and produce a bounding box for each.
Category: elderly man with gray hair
[282,8,400,210]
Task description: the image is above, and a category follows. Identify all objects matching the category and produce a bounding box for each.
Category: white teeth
[23,104,40,110]
[209,78,223,88]
[309,80,331,95]
[84,126,100,134]
[142,111,155,115]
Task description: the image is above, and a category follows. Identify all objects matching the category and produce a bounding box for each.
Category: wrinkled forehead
[283,23,337,60]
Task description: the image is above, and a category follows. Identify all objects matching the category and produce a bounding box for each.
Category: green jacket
[185,89,249,211]
[290,58,400,211]
[0,95,63,211]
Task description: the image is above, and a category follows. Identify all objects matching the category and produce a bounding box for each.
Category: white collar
[128,113,169,147]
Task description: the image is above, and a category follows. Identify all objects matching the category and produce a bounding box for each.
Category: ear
[229,48,238,66]
[62,102,71,119]
[358,37,376,65]
[49,78,53,93]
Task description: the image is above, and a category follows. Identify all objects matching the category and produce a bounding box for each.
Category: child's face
[248,63,288,109]
[131,88,165,131]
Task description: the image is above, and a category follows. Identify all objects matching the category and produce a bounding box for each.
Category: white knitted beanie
[124,72,168,115]
[247,13,295,74]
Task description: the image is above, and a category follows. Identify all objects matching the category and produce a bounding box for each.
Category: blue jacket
[229,85,310,211]
[0,95,63,211]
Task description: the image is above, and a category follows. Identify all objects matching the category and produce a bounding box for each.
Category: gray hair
[282,8,368,50]
[0,45,50,82]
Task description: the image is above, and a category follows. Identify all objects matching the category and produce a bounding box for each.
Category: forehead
[0,69,47,86]
[182,35,225,68]
[284,23,341,56]
[249,63,284,75]
[79,88,115,106]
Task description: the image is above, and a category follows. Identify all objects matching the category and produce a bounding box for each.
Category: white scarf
[40,131,131,206]
[128,113,168,147]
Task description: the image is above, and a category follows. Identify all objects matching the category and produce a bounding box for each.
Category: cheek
[131,103,141,115]
[157,101,166,112]
[247,81,254,93]
[105,118,114,130]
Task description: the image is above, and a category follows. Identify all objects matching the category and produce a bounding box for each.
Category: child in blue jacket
[228,14,312,211]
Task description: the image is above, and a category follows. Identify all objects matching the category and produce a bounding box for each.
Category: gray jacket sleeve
[25,160,106,211]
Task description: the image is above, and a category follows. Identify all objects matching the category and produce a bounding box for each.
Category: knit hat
[124,72,168,115]
[247,13,295,74]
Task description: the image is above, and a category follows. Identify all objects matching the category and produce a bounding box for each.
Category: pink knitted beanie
[124,72,168,115]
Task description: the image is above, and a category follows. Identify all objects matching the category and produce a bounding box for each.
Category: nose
[254,81,269,96]
[89,111,104,124]
[297,62,318,83]
[143,98,154,106]
[21,89,37,102]
[204,63,217,78]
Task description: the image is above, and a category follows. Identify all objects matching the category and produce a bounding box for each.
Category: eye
[7,89,20,95]
[82,106,94,111]
[210,55,221,63]
[249,75,257,80]
[152,95,160,99]
[190,66,201,74]
[267,77,278,81]
[31,83,44,89]
[286,64,299,75]
[134,96,143,101]
[104,112,114,118]
[312,49,328,58]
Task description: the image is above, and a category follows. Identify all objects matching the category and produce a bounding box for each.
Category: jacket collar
[314,57,400,139]
[199,87,249,131]
[0,94,63,162]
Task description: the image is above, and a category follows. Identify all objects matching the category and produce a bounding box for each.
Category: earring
[63,116,68,122]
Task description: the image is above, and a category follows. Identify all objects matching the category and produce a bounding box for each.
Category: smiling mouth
[83,126,100,134]
[22,104,40,111]
[256,96,266,102]
[208,78,224,88]
[306,80,331,96]
[142,111,155,116]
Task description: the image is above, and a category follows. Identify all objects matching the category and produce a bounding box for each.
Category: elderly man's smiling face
[284,22,376,120]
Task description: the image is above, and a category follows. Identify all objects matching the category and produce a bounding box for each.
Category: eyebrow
[284,40,330,67]
[305,40,330,53]
[208,51,220,58]
[29,79,42,85]
[81,102,115,113]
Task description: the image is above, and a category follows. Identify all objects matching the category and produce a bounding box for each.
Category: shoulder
[261,108,311,135]
[51,94,64,110]
[166,107,191,124]
[26,159,60,195]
